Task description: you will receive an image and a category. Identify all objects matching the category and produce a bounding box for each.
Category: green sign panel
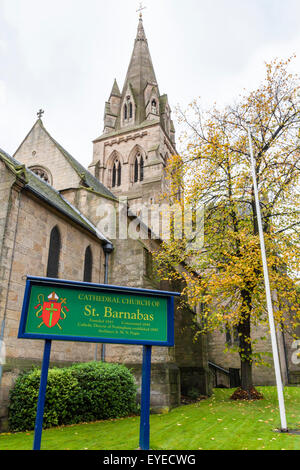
[18,277,175,346]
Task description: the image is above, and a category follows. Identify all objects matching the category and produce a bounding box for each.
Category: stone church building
[0,15,299,431]
[0,16,208,431]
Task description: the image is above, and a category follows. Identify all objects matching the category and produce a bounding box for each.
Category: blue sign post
[33,339,52,451]
[139,345,152,450]
[18,276,179,451]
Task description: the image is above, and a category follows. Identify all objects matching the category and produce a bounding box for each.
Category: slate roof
[0,148,110,243]
[39,121,117,200]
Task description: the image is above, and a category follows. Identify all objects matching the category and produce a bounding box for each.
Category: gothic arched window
[46,226,61,278]
[117,161,122,186]
[112,160,121,188]
[134,157,139,183]
[133,153,144,183]
[29,166,52,185]
[129,102,133,119]
[140,156,144,182]
[151,99,157,114]
[83,246,93,282]
[112,163,117,188]
[124,104,128,120]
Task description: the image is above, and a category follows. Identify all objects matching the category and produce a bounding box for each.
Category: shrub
[67,362,138,423]
[8,361,137,432]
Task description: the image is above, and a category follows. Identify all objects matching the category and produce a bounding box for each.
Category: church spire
[96,10,175,145]
[136,14,147,42]
[110,79,121,97]
[92,5,176,207]
[121,14,158,124]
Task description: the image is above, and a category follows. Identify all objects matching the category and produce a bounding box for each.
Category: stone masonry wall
[91,122,173,207]
[4,190,104,363]
[0,180,105,430]
[14,121,80,191]
[0,162,17,348]
[207,324,300,387]
[64,189,209,405]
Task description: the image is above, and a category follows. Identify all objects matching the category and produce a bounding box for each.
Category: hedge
[8,362,138,432]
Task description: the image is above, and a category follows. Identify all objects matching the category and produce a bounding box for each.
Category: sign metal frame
[18,276,176,347]
[18,276,180,451]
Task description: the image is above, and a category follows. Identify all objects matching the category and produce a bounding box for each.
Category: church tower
[89,14,176,209]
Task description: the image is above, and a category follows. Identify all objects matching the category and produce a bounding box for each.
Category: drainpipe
[99,242,114,362]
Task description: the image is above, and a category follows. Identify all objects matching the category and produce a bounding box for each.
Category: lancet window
[112,159,122,187]
[134,153,144,183]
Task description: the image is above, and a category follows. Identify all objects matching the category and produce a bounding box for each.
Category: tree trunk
[231,282,264,400]
[240,356,253,392]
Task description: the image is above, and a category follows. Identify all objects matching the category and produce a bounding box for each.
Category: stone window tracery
[151,99,157,114]
[29,166,51,185]
[112,159,122,188]
[123,96,133,123]
[133,153,144,183]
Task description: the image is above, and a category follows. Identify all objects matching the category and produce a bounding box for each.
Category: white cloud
[0,40,7,54]
[0,80,6,105]
[208,35,300,110]
[0,0,300,165]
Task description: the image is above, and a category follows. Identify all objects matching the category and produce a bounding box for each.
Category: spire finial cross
[136,2,146,18]
[37,109,44,119]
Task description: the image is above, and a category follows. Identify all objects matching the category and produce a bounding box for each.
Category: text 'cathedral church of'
[0,14,295,431]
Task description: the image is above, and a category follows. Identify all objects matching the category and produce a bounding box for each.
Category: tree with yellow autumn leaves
[154,57,300,398]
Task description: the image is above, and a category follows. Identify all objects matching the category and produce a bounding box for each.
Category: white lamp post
[247,125,288,432]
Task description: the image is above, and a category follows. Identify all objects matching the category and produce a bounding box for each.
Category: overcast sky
[1,0,300,167]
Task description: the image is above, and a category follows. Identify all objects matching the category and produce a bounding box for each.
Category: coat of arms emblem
[34,292,69,330]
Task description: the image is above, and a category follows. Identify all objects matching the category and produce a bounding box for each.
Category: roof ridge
[13,119,41,158]
[36,120,116,200]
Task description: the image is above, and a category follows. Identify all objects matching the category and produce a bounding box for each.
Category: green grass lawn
[0,387,299,450]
